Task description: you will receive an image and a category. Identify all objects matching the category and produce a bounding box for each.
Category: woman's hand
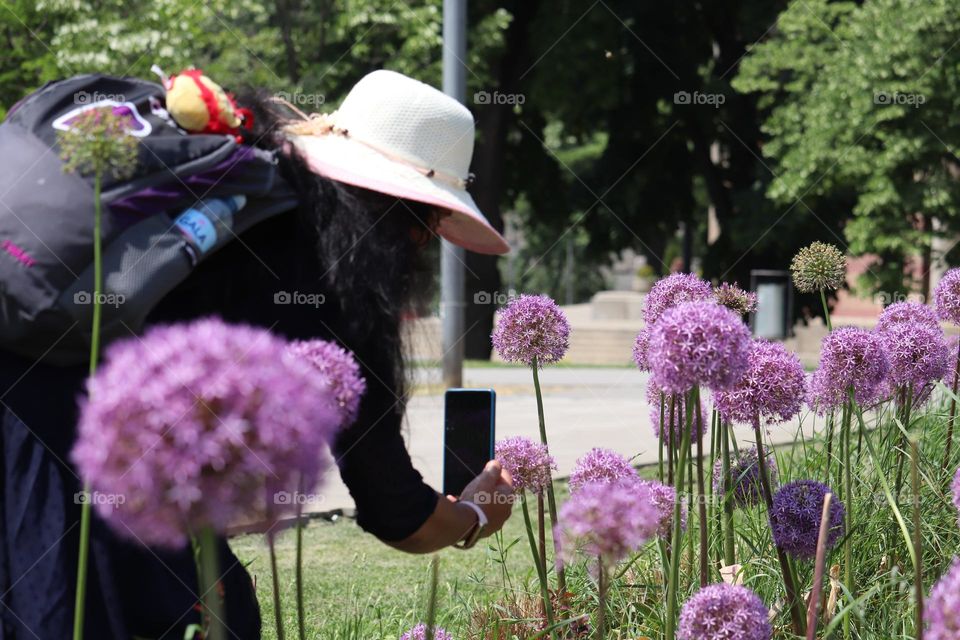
[453,460,514,539]
[385,460,514,554]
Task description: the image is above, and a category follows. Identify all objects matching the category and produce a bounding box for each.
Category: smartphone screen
[443,389,496,497]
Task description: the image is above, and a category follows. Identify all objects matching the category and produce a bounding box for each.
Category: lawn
[232,400,960,640]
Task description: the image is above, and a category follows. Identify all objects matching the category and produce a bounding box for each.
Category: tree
[734,0,960,299]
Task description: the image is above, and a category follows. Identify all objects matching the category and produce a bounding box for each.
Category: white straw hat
[284,70,509,255]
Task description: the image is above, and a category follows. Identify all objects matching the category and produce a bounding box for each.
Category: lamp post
[441,0,467,387]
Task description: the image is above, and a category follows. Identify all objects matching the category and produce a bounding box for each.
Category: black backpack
[0,74,298,365]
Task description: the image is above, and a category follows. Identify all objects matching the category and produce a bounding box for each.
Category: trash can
[749,270,793,339]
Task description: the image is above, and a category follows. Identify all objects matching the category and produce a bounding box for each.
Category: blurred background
[4,0,958,363]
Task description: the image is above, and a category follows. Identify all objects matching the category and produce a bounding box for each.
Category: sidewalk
[309,366,812,514]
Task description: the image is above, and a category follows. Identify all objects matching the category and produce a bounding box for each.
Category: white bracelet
[459,499,489,528]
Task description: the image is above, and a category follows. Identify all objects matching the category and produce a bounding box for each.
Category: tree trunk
[464,0,541,359]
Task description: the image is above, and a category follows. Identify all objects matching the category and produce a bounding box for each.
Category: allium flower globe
[876,301,940,332]
[399,623,453,640]
[712,447,777,510]
[770,480,844,560]
[632,326,651,371]
[492,294,570,366]
[790,241,846,293]
[713,282,758,316]
[935,268,960,325]
[875,323,948,394]
[568,448,636,492]
[287,338,366,425]
[495,436,556,494]
[648,301,752,393]
[72,318,340,548]
[637,479,686,537]
[678,583,772,640]
[809,327,889,412]
[646,383,708,446]
[713,340,806,426]
[556,481,660,568]
[643,273,713,325]
[925,557,960,640]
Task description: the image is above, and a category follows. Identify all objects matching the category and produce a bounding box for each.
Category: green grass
[233,395,960,640]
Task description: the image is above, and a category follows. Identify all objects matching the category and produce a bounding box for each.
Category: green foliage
[734,0,960,296]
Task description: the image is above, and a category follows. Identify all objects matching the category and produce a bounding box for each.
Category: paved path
[311,366,810,513]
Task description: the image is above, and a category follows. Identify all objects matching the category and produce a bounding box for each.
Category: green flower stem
[943,346,960,469]
[425,555,440,640]
[531,359,565,594]
[268,531,286,640]
[824,410,836,487]
[198,528,226,640]
[658,394,666,483]
[296,477,306,640]
[910,440,923,640]
[537,495,547,577]
[665,387,695,640]
[753,419,806,636]
[841,394,854,640]
[73,168,103,640]
[819,289,833,332]
[721,419,736,567]
[894,385,915,502]
[695,399,708,587]
[686,434,694,578]
[521,492,556,637]
[596,559,607,640]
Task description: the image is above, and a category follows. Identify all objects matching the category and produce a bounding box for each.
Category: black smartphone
[442,388,496,497]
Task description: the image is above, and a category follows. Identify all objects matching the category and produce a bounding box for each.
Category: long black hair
[147,91,440,411]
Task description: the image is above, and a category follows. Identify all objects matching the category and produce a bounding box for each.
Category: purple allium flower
[72,318,339,548]
[935,268,960,325]
[712,447,777,510]
[492,294,570,366]
[874,323,948,394]
[646,383,708,446]
[713,340,806,426]
[636,479,686,537]
[643,273,713,325]
[399,623,453,640]
[808,327,889,413]
[632,326,651,371]
[770,480,844,560]
[678,583,772,640]
[287,339,366,426]
[556,481,660,568]
[648,301,752,393]
[495,436,556,494]
[925,557,960,640]
[714,282,758,316]
[568,448,636,492]
[790,242,846,293]
[876,301,940,332]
